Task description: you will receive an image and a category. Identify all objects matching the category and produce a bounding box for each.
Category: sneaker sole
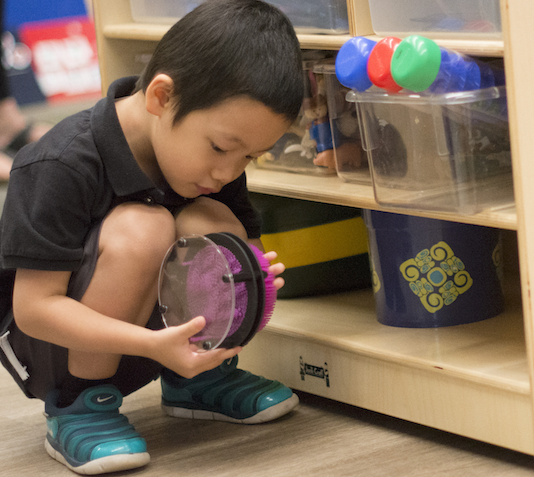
[45,439,150,475]
[161,392,299,424]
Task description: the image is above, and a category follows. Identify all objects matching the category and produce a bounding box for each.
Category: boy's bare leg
[174,196,248,240]
[67,202,176,380]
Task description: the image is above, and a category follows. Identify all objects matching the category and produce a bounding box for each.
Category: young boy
[0,0,304,474]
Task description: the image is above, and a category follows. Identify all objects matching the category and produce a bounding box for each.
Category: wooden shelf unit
[93,0,534,456]
[245,165,518,231]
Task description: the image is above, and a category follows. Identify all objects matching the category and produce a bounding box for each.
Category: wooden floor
[2,363,534,477]
[3,101,534,476]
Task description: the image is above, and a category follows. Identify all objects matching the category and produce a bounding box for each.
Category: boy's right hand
[149,316,242,379]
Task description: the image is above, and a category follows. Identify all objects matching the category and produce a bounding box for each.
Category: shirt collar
[91,76,156,197]
[90,77,190,208]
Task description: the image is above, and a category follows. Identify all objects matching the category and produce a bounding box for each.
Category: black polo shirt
[0,76,261,320]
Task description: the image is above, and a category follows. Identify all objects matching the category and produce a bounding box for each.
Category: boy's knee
[101,203,176,264]
[175,197,247,240]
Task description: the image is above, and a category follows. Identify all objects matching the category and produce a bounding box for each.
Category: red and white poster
[19,16,101,103]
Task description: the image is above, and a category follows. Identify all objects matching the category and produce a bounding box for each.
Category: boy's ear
[145,74,175,116]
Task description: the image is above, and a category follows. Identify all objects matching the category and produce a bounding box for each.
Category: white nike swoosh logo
[97,395,114,403]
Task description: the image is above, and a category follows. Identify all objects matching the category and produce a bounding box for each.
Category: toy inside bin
[347,85,513,214]
[364,210,504,328]
[314,62,370,185]
[255,58,338,176]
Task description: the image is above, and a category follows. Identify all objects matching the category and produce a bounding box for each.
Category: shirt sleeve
[0,159,98,271]
[209,172,262,239]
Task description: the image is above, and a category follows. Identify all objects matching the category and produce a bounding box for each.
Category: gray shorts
[0,222,165,401]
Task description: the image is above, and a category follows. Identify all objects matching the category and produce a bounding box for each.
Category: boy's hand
[151,316,242,379]
[247,240,285,291]
[263,250,285,291]
[150,250,283,378]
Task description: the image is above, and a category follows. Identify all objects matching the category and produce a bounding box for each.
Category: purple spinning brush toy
[158,232,276,350]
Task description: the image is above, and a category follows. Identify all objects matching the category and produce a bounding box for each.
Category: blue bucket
[363,210,504,328]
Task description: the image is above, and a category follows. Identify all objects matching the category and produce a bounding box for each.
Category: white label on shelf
[299,355,330,388]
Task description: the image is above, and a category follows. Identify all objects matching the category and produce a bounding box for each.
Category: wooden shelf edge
[239,328,534,454]
[101,24,504,56]
[257,288,530,396]
[365,35,504,57]
[297,34,351,50]
[263,320,529,395]
[103,23,169,41]
[102,23,350,48]
[246,166,518,230]
[431,38,504,57]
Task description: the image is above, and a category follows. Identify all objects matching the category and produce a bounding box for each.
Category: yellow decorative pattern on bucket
[400,241,473,313]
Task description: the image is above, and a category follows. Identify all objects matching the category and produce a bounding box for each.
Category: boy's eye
[211,143,226,154]
[211,142,256,160]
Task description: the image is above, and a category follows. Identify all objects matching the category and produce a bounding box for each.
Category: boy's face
[152,95,291,198]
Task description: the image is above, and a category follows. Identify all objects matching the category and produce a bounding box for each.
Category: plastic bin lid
[335,37,377,92]
[391,35,442,92]
[367,37,403,93]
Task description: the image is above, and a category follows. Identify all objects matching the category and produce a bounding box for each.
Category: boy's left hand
[263,250,285,291]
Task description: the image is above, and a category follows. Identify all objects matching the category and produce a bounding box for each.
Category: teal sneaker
[44,385,150,475]
[161,356,299,424]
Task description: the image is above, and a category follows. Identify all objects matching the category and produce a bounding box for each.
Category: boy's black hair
[136,0,304,124]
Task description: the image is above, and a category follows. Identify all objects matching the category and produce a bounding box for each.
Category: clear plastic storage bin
[266,0,349,34]
[368,0,502,40]
[130,0,349,32]
[314,62,370,184]
[254,58,337,176]
[130,0,205,23]
[347,86,513,214]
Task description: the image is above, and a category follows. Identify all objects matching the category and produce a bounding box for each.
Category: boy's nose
[211,165,240,186]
